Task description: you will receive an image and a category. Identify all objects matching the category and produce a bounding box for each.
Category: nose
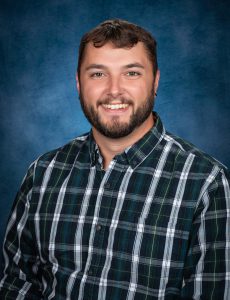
[107,75,123,98]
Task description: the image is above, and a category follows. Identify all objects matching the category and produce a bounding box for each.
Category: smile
[102,103,129,110]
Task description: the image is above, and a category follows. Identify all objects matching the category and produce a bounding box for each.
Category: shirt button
[88,269,93,276]
[96,224,102,231]
[105,183,111,188]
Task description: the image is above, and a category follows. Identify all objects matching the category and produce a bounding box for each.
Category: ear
[76,73,80,93]
[154,69,160,93]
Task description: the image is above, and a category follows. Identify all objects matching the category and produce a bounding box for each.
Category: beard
[79,89,155,139]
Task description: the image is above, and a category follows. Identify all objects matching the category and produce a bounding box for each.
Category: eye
[90,72,104,78]
[126,71,141,77]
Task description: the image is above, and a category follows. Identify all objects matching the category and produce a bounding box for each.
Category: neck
[92,114,155,170]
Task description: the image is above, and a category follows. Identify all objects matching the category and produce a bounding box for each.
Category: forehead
[81,42,151,68]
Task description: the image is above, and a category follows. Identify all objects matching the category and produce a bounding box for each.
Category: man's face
[77,42,159,139]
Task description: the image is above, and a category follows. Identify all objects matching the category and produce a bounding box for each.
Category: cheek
[128,82,149,99]
[83,81,105,99]
[81,87,100,104]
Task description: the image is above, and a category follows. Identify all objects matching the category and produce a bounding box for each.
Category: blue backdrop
[0,0,229,276]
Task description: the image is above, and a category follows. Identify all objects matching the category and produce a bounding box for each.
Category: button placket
[96,224,102,231]
[87,269,93,276]
[105,182,111,189]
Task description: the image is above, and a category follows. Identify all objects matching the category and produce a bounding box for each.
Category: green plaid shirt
[0,114,230,300]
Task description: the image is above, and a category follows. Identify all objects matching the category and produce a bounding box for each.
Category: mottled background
[0,0,229,276]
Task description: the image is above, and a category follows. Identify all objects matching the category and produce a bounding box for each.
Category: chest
[29,163,199,269]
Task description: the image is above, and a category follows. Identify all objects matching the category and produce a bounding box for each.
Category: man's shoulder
[35,132,91,165]
[164,131,228,171]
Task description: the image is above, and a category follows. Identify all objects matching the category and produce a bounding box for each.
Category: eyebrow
[85,62,145,71]
[85,64,107,71]
[123,63,145,69]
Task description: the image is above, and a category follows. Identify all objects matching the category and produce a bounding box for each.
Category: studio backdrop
[0,0,229,276]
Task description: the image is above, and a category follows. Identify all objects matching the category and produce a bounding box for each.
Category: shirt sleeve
[181,167,230,300]
[0,162,43,299]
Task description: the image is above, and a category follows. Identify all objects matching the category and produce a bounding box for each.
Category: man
[0,19,229,300]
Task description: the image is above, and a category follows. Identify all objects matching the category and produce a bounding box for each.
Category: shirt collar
[125,113,165,168]
[88,112,165,169]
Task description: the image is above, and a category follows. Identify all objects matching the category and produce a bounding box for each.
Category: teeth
[103,104,129,110]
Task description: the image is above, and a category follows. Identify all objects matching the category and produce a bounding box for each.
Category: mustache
[97,97,133,107]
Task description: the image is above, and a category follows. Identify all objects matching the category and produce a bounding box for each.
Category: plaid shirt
[0,114,230,300]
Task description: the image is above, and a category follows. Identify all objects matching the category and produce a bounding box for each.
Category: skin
[77,42,160,169]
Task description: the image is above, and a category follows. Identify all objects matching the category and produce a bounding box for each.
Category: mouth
[102,103,129,110]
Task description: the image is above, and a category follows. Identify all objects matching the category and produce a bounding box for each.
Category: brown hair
[77,19,158,78]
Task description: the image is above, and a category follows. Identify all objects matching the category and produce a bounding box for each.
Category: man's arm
[181,167,230,300]
[0,163,43,299]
